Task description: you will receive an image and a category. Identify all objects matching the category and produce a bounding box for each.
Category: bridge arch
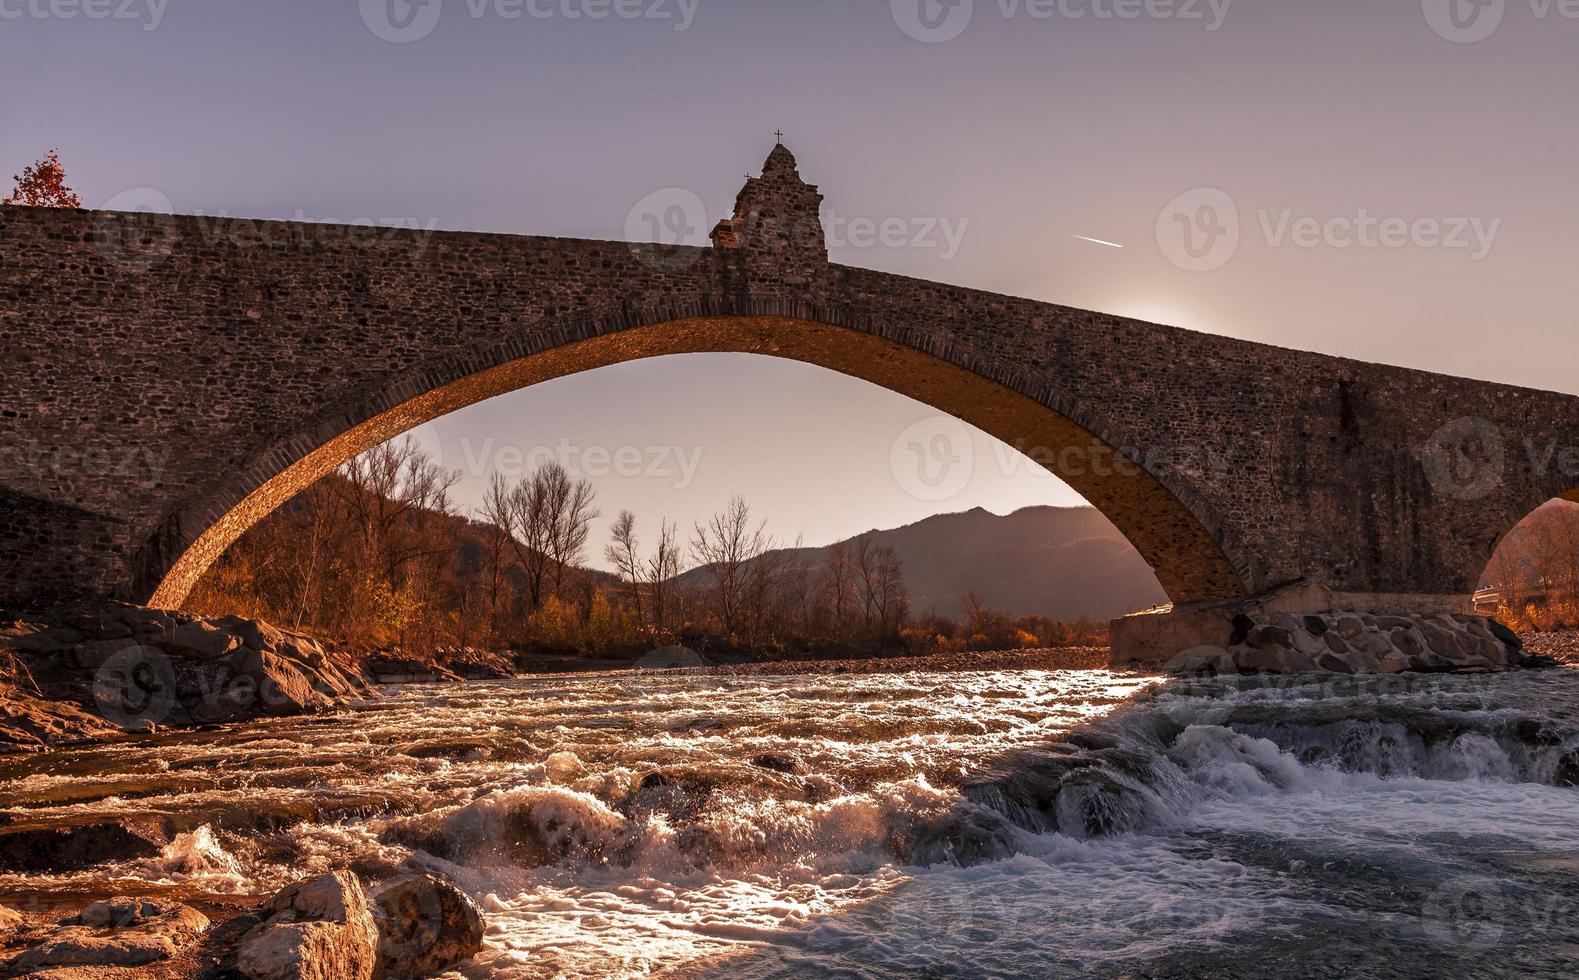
[139,307,1251,610]
[1472,488,1579,617]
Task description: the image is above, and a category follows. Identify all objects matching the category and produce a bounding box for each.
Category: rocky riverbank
[1112,583,1559,676]
[0,602,530,753]
[1151,609,1553,676]
[0,602,371,753]
[360,646,516,685]
[0,870,484,978]
[1524,631,1579,665]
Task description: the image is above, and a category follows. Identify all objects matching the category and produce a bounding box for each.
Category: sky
[6,0,1577,567]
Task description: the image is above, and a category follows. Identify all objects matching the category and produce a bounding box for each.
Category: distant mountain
[680,506,1167,622]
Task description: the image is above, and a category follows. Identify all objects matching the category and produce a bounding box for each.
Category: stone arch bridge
[3,145,1577,639]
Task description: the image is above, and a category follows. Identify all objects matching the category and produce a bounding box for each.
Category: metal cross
[774,130,785,144]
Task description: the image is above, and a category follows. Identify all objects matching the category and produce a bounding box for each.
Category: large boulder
[237,872,380,980]
[371,873,486,978]
[0,688,122,750]
[150,619,244,661]
[70,636,145,670]
[213,615,285,654]
[3,604,370,751]
[227,648,331,717]
[4,898,208,972]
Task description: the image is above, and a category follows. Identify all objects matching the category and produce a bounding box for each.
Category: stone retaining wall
[1111,583,1541,675]
[1157,610,1528,675]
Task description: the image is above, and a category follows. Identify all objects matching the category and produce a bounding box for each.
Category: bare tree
[743,538,789,646]
[691,495,774,641]
[502,473,554,610]
[291,480,340,630]
[822,539,854,636]
[337,435,460,584]
[645,519,683,636]
[853,535,907,636]
[477,473,516,644]
[605,510,644,630]
[539,463,600,601]
[777,545,815,638]
[487,461,599,610]
[963,592,992,638]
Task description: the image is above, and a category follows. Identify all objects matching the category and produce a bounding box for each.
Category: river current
[3,663,1579,978]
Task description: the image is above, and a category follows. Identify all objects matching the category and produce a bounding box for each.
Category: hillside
[679,506,1167,621]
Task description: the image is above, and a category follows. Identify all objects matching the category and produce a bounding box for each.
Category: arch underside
[1469,487,1579,596]
[143,316,1248,610]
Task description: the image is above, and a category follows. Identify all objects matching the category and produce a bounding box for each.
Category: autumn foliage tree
[3,150,83,208]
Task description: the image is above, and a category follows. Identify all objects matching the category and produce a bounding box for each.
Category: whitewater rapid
[3,664,1578,978]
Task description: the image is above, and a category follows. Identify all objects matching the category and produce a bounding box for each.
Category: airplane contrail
[1069,234,1124,248]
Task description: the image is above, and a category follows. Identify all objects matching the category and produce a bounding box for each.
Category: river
[3,661,1578,978]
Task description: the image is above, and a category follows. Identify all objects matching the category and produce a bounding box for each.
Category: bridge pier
[0,491,137,608]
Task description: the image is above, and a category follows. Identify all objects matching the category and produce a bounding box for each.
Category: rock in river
[3,897,209,972]
[237,871,380,980]
[371,873,486,978]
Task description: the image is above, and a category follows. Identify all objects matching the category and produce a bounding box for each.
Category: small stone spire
[763,142,797,175]
[709,143,826,266]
